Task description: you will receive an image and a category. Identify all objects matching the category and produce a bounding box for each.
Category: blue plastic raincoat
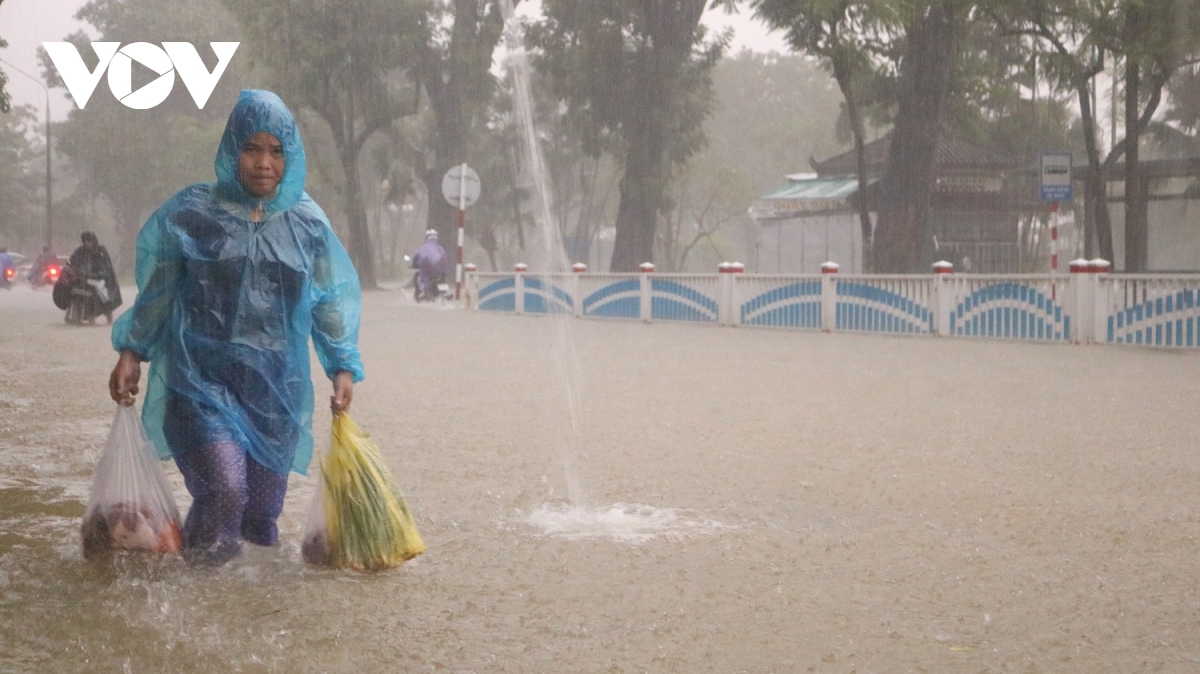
[112,90,364,476]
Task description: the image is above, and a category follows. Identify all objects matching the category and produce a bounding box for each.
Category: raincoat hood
[214,90,307,213]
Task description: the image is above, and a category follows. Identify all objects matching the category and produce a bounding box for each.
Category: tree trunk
[421,71,467,252]
[1075,70,1114,263]
[421,63,468,249]
[610,107,666,271]
[416,0,508,267]
[112,197,150,276]
[831,54,873,273]
[1123,44,1146,272]
[424,166,460,249]
[341,150,377,289]
[608,0,706,272]
[873,3,960,273]
[336,86,377,289]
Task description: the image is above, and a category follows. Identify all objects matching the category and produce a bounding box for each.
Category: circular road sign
[442,164,481,209]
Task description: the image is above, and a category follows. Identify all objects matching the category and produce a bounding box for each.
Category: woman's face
[238,131,285,199]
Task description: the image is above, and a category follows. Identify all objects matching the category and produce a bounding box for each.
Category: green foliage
[988,0,1200,267]
[0,105,43,250]
[654,51,852,271]
[659,153,756,271]
[707,51,845,191]
[224,0,428,139]
[1152,65,1200,157]
[528,0,728,271]
[529,0,725,163]
[410,1,510,249]
[223,0,431,287]
[0,36,10,115]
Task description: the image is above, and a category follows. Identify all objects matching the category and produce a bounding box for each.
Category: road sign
[1040,153,1072,202]
[442,164,481,209]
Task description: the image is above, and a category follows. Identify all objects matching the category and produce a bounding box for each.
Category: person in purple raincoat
[411,229,449,302]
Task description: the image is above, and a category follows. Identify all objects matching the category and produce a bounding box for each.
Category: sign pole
[1039,153,1071,302]
[1050,201,1059,300]
[456,163,466,300]
[441,162,480,301]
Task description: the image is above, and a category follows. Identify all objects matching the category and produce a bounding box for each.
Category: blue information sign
[1040,153,1072,202]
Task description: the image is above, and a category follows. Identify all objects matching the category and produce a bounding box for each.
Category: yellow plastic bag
[301,413,425,571]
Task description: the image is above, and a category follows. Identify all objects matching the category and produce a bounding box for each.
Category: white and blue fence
[464,261,1200,349]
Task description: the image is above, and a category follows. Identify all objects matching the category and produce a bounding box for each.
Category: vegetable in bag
[302,413,424,571]
[81,405,183,559]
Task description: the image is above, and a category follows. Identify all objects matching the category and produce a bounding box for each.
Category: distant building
[1078,157,1200,272]
[749,136,1032,273]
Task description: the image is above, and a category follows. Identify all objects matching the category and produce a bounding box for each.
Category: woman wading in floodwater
[108,90,365,566]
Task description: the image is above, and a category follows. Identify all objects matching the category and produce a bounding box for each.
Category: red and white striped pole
[1050,202,1059,274]
[1050,201,1059,300]
[455,164,468,300]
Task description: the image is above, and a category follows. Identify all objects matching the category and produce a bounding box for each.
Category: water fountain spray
[497,2,728,542]
[499,0,586,508]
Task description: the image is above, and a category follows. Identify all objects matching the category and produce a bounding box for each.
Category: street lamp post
[0,58,52,249]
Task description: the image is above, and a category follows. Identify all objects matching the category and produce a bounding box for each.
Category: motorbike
[1,265,14,289]
[53,264,109,325]
[413,274,452,304]
[28,260,62,288]
[404,254,452,304]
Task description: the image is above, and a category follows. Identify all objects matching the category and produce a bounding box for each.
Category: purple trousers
[174,441,289,566]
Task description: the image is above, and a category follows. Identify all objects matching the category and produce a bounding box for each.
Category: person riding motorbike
[411,229,449,302]
[28,246,61,287]
[0,247,15,289]
[56,232,122,324]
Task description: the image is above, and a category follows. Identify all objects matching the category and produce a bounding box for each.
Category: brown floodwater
[2,284,1200,673]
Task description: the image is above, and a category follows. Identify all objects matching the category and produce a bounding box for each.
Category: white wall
[752,212,867,274]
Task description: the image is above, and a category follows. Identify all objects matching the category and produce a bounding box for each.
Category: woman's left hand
[331,371,354,413]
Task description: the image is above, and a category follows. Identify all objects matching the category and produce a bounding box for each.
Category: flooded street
[3,285,1200,672]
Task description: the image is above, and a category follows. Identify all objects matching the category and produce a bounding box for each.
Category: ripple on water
[522,502,735,543]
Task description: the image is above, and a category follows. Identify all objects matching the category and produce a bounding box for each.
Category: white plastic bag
[300,473,332,567]
[81,405,183,559]
[86,278,109,302]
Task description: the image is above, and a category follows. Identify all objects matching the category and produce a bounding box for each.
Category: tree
[659,156,752,271]
[870,1,967,272]
[668,51,848,269]
[225,0,430,288]
[528,0,728,271]
[1151,64,1200,157]
[0,36,10,114]
[40,0,249,270]
[740,0,897,271]
[484,53,626,270]
[0,105,43,249]
[1114,2,1200,271]
[991,0,1200,271]
[706,51,846,195]
[409,0,512,253]
[737,0,977,272]
[0,0,10,112]
[988,1,1114,262]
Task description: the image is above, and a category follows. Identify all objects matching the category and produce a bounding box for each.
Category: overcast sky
[0,0,787,120]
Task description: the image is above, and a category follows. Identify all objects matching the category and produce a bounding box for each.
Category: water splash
[500,0,586,508]
[524,503,735,543]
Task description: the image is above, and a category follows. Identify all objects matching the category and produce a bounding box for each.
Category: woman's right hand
[109,350,142,405]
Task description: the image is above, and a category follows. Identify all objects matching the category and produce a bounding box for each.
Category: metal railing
[464,261,1200,349]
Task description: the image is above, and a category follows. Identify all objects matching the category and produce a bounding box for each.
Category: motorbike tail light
[4,268,13,279]
[49,266,59,278]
